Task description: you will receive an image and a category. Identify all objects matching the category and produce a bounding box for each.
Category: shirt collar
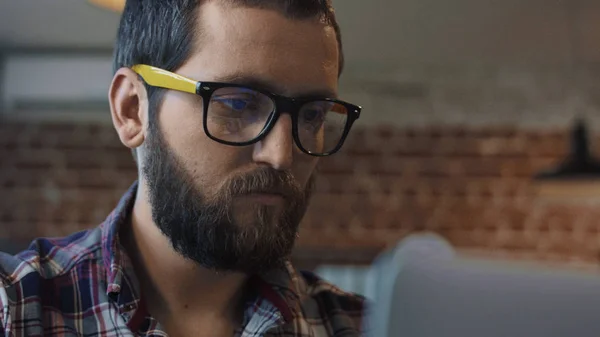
[250,261,308,324]
[101,181,141,308]
[100,181,308,325]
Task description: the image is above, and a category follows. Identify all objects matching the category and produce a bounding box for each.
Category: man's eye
[303,109,325,124]
[218,98,250,110]
[232,99,247,110]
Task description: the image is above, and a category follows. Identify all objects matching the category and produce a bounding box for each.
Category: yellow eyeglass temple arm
[131,65,198,94]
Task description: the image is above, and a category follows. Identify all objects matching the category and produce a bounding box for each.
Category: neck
[121,182,248,334]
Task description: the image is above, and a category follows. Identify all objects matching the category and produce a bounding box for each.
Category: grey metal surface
[371,234,600,337]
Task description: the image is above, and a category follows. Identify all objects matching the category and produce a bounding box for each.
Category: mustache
[223,167,303,201]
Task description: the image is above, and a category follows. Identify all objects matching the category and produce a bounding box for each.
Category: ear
[108,67,148,150]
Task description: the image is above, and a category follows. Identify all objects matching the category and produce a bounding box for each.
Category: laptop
[367,234,600,337]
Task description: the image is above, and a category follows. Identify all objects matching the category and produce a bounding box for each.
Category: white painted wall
[0,0,120,48]
[3,54,600,129]
[1,54,113,121]
[3,55,113,106]
[2,0,600,128]
[2,0,600,66]
[339,65,600,128]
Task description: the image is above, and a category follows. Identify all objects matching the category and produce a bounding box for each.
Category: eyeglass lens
[206,87,349,154]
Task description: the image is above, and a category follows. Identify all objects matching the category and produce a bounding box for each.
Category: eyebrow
[207,73,338,99]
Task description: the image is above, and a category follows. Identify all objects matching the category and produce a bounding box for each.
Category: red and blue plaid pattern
[0,182,365,336]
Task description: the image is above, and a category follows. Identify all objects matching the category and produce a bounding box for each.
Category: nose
[252,113,294,170]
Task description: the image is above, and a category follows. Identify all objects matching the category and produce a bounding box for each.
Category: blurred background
[3,0,600,295]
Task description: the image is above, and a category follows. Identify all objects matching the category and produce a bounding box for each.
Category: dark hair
[113,0,344,162]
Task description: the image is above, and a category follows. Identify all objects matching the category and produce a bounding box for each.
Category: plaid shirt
[0,182,365,336]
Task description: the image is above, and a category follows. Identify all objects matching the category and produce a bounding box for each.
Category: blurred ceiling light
[88,0,125,12]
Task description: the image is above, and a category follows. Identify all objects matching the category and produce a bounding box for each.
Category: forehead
[179,2,340,97]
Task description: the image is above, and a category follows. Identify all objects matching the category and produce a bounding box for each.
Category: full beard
[141,121,314,275]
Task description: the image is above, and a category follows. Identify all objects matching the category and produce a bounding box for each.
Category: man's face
[141,3,340,274]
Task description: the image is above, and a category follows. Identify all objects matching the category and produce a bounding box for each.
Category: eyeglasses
[131,64,361,156]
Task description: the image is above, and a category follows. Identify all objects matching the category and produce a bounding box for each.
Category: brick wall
[2,120,599,268]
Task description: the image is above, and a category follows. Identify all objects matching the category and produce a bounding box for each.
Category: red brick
[26,130,60,149]
[97,128,123,147]
[0,125,16,147]
[112,151,137,170]
[0,124,30,149]
[344,128,386,157]
[28,206,55,222]
[370,156,404,176]
[477,137,511,156]
[498,206,530,231]
[429,179,470,197]
[372,125,396,141]
[358,176,387,194]
[393,132,435,156]
[312,175,331,194]
[62,149,116,170]
[501,158,534,177]
[341,127,365,148]
[375,177,404,195]
[529,157,564,174]
[38,123,77,134]
[450,137,482,156]
[315,174,352,194]
[3,122,600,267]
[462,158,504,177]
[422,126,445,139]
[34,221,92,238]
[317,154,355,175]
[380,200,434,230]
[476,126,518,138]
[306,194,336,216]
[2,221,39,241]
[539,206,582,232]
[397,158,422,178]
[441,204,489,230]
[526,131,568,157]
[315,194,355,214]
[486,179,518,197]
[429,137,459,156]
[11,149,64,170]
[417,158,454,178]
[296,227,386,250]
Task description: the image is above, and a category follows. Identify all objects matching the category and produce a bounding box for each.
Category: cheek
[156,93,240,187]
[158,94,206,162]
[157,92,203,146]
